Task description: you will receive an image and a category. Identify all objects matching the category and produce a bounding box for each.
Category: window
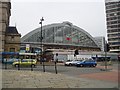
[10,48,15,52]
[11,36,14,41]
[22,60,28,62]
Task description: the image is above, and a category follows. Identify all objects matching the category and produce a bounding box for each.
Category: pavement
[0,63,119,89]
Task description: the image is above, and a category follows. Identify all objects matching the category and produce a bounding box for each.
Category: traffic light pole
[104,43,110,71]
[105,51,107,71]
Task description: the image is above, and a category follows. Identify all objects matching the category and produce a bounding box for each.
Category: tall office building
[105,0,120,53]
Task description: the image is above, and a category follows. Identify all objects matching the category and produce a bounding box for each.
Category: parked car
[76,59,97,67]
[64,60,82,66]
[13,59,37,67]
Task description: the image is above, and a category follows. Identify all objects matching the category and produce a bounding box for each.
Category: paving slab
[2,70,118,88]
[80,71,118,83]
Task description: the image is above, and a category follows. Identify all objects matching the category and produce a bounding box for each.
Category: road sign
[26,44,30,51]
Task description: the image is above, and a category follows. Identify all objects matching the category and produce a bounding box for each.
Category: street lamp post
[104,43,107,71]
[39,17,45,72]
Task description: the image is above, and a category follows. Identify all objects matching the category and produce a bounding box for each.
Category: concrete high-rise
[105,0,120,53]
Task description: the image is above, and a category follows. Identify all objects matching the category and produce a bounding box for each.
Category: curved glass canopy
[21,22,99,48]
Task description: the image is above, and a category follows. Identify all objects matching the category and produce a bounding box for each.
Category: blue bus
[0,52,19,64]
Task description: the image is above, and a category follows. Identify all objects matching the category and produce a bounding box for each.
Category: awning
[0,52,19,55]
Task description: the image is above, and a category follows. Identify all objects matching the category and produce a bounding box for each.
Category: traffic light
[74,49,79,55]
[106,44,110,52]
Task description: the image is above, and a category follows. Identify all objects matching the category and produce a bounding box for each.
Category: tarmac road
[2,63,105,78]
[0,63,119,88]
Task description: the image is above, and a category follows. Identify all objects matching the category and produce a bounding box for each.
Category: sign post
[55,53,58,74]
[26,44,30,52]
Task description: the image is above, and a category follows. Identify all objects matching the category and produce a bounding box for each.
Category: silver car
[64,60,82,66]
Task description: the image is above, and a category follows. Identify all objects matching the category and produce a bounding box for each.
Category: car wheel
[80,64,83,67]
[31,64,35,67]
[69,63,72,66]
[64,64,67,66]
[76,64,80,67]
[93,64,96,67]
[15,64,19,67]
[89,65,92,67]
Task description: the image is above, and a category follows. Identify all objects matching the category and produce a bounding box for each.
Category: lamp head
[39,22,42,24]
[41,17,44,21]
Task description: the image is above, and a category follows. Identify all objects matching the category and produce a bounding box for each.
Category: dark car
[76,59,97,67]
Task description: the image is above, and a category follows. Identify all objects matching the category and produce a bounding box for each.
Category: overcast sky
[10,0,107,39]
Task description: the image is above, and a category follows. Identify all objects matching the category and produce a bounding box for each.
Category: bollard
[5,59,7,69]
[31,64,33,71]
[43,60,45,72]
[18,64,20,70]
[31,60,33,71]
[18,59,20,70]
[55,61,57,74]
[40,58,42,64]
[55,54,58,74]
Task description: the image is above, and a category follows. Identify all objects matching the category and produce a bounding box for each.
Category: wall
[0,1,11,52]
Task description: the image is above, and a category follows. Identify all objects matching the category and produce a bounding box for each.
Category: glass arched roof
[21,21,99,48]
